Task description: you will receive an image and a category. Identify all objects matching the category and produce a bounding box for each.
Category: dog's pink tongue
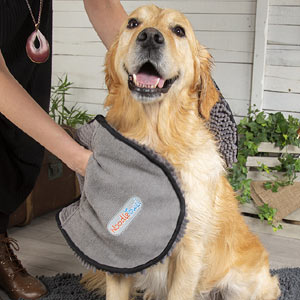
[136,73,165,88]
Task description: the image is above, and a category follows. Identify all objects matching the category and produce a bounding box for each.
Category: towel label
[107,196,143,236]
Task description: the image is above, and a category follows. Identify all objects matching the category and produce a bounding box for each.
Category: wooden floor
[0,211,300,299]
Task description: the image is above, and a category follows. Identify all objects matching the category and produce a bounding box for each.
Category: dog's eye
[127,18,140,29]
[172,26,185,37]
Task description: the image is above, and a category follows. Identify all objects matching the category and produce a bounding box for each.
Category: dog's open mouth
[127,62,178,100]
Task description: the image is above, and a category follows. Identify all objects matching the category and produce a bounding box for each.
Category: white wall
[263,0,300,119]
[52,0,256,119]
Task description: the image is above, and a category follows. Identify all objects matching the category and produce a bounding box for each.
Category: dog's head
[105,5,219,124]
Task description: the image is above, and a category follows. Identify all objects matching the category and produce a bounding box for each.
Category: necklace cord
[25,0,43,30]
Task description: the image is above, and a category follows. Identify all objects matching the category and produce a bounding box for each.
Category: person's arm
[0,51,91,176]
[83,0,127,49]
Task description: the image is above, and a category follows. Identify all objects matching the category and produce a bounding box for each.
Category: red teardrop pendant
[26,29,50,64]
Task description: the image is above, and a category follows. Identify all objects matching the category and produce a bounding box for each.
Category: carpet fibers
[33,268,300,300]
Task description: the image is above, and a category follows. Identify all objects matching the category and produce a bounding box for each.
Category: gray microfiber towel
[208,81,238,168]
[57,115,186,274]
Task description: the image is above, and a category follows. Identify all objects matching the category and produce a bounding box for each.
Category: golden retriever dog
[81,5,280,300]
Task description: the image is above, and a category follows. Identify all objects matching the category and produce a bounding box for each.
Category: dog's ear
[193,41,220,120]
[105,38,120,92]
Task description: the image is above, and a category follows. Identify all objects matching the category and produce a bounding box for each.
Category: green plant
[258,204,283,232]
[258,154,300,192]
[50,74,94,128]
[228,107,300,230]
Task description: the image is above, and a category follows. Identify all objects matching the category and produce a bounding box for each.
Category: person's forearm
[83,0,127,49]
[0,54,91,176]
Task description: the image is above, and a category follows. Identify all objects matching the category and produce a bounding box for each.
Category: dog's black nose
[136,27,165,48]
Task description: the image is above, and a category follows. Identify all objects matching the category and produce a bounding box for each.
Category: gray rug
[33,268,300,300]
[271,268,300,300]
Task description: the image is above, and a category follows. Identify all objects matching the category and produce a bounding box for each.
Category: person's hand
[68,147,92,177]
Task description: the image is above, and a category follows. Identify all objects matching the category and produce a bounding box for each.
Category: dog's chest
[142,132,224,232]
[141,135,223,200]
[131,137,223,298]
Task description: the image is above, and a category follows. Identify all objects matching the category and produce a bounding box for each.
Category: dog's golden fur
[81,5,280,300]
